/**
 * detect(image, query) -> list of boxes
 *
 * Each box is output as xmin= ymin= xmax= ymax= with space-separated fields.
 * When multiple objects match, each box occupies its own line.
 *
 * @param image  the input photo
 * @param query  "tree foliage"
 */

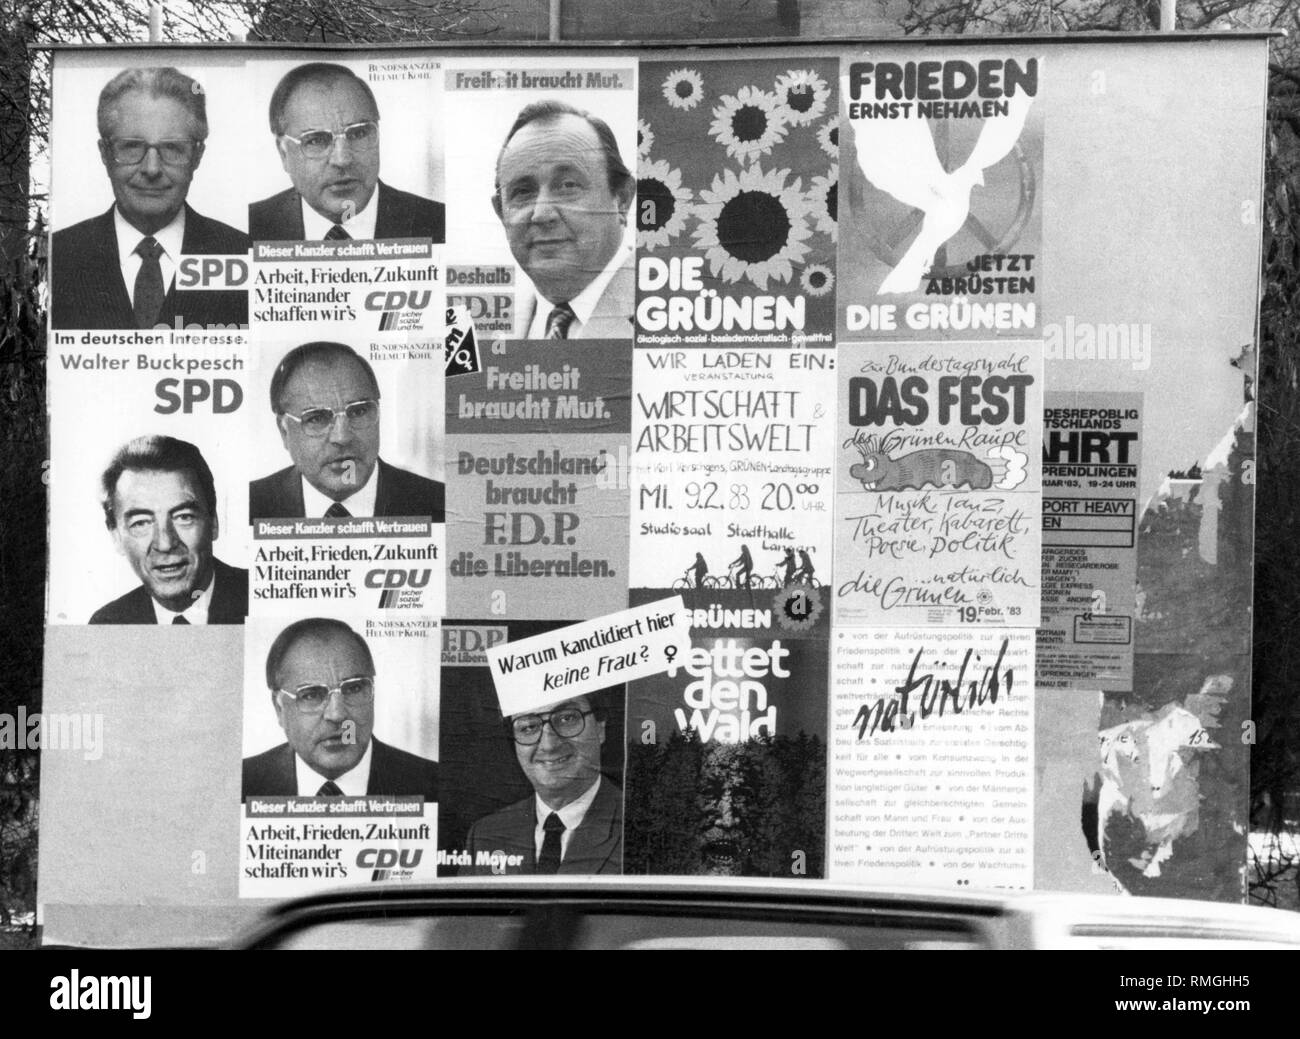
xmin=889 ymin=0 xmax=1299 ymax=35
xmin=626 ymin=732 xmax=826 ymax=878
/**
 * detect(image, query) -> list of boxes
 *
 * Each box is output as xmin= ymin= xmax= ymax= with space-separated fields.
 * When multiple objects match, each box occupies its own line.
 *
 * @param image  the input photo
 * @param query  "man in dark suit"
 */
xmin=242 ymin=617 xmax=439 ymax=799
xmin=465 ymin=693 xmax=623 ymax=875
xmin=50 ymin=66 xmax=248 ymax=331
xmin=493 ymin=100 xmax=634 ymax=339
xmin=249 ymin=341 xmax=444 ymax=522
xmin=249 ymin=62 xmax=444 ymax=242
xmin=91 ymin=434 xmax=247 ymax=625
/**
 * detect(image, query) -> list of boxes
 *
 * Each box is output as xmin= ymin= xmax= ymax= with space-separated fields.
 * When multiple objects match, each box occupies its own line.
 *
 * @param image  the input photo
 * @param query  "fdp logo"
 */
xmin=366 ymin=568 xmax=433 ymax=608
xmin=365 ymin=289 xmax=434 ymax=331
xmin=357 ymin=847 xmax=422 ymax=882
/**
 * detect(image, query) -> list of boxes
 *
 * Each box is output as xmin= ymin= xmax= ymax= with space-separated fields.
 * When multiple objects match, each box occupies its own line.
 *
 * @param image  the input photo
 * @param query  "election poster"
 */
xmin=34 ymin=38 xmax=1272 ymax=948
xmin=635 ymin=58 xmax=839 ymax=347
xmin=833 ymin=339 xmax=1043 ymax=627
xmin=244 ymin=54 xmax=446 ymax=244
xmin=438 ymin=620 xmax=628 ymax=876
xmin=244 ymin=55 xmax=446 ymax=336
xmin=629 ymin=345 xmax=835 ymax=600
xmin=249 ymin=239 xmax=444 ymax=336
xmin=839 ymin=52 xmax=1043 ymax=341
xmin=828 ymin=627 xmax=1034 ymax=890
xmin=1037 ymin=392 xmax=1142 ymax=692
xmin=624 ymin=589 xmax=829 ymax=878
xmin=239 ymin=611 xmax=441 ymax=898
xmin=445 ymin=339 xmax=631 ymax=619
xmin=247 ymin=334 xmax=445 ymax=617
xmin=47 ymin=337 xmax=251 ymax=626
xmin=441 ymin=57 xmax=637 ymax=342
xmin=48 ymin=52 xmax=252 ymax=336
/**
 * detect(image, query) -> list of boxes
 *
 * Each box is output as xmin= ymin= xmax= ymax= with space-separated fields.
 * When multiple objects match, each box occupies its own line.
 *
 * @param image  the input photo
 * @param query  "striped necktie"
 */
xmin=545 ymin=303 xmax=576 ymax=339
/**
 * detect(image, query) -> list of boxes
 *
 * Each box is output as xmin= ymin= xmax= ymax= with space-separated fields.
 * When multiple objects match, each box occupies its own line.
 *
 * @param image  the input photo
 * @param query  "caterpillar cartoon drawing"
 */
xmin=846 ymin=434 xmax=1028 ymax=492
xmin=848 ymin=434 xmax=996 ymax=491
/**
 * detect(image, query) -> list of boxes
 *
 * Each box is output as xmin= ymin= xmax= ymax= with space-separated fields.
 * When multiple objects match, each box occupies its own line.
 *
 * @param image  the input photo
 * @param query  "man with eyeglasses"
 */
xmin=90 ymin=434 xmax=247 ymax=624
xmin=464 ymin=692 xmax=623 ymax=875
xmin=249 ymin=62 xmax=445 ymax=242
xmin=50 ymin=66 xmax=249 ymax=331
xmin=249 ymin=341 xmax=444 ymax=521
xmin=242 ymin=617 xmax=440 ymax=798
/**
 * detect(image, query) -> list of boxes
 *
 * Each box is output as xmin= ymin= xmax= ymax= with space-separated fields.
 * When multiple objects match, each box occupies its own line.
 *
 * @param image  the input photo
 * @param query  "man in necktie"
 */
xmin=89 ymin=435 xmax=248 ymax=624
xmin=241 ymin=617 xmax=440 ymax=799
xmin=50 ymin=66 xmax=249 ymax=330
xmin=249 ymin=62 xmax=445 ymax=243
xmin=492 ymin=100 xmax=636 ymax=340
xmin=464 ymin=692 xmax=624 ymax=875
xmin=248 ymin=341 xmax=444 ymax=522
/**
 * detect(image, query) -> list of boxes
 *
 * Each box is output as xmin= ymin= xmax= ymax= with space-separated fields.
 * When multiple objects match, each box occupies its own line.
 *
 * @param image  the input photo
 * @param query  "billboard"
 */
xmin=37 ymin=35 xmax=1265 ymax=943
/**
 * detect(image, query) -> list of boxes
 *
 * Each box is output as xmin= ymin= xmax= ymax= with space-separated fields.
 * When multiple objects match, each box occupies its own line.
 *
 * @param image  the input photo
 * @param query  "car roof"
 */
xmin=236 ymin=876 xmax=1300 ymax=949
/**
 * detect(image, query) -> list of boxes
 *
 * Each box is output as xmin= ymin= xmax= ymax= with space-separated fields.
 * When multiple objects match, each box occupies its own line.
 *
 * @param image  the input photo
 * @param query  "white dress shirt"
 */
xmin=301 ymin=191 xmax=379 ymax=241
xmin=296 ymin=738 xmax=374 ymax=796
xmin=525 ymin=244 xmax=630 ymax=339
xmin=300 ymin=463 xmax=379 ymax=518
xmin=151 ymin=567 xmax=215 ymax=625
xmin=115 ymin=206 xmax=185 ymax=308
xmin=532 ymin=776 xmax=602 ymax=862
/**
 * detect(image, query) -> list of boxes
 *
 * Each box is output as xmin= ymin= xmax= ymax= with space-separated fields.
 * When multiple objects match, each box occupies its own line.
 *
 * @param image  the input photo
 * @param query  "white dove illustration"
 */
xmin=855 ymin=93 xmax=1033 ymax=294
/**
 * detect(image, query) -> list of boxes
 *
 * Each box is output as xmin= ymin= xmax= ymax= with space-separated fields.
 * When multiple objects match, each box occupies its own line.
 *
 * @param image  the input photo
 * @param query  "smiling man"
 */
xmin=249 ymin=341 xmax=444 ymax=521
xmin=91 ymin=435 xmax=247 ymax=625
xmin=250 ymin=62 xmax=444 ymax=242
xmin=242 ymin=617 xmax=439 ymax=798
xmin=493 ymin=100 xmax=635 ymax=340
xmin=465 ymin=692 xmax=623 ymax=875
xmin=51 ymin=67 xmax=249 ymax=331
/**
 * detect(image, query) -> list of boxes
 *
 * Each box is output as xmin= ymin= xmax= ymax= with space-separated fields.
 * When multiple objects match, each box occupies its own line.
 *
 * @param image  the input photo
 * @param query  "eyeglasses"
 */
xmin=104 ymin=138 xmax=202 ymax=166
xmin=278 ymin=677 xmax=374 ymax=714
xmin=510 ymin=707 xmax=594 ymax=745
xmin=280 ymin=121 xmax=379 ymax=160
xmin=280 ymin=399 xmax=379 ymax=438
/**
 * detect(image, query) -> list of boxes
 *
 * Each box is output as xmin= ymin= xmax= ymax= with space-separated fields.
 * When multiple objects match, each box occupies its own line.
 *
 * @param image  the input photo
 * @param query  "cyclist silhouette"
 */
xmin=779 ymin=548 xmax=798 ymax=586
xmin=795 ymin=549 xmax=816 ymax=586
xmin=688 ymin=552 xmax=709 ymax=590
xmin=730 ymin=544 xmax=753 ymax=589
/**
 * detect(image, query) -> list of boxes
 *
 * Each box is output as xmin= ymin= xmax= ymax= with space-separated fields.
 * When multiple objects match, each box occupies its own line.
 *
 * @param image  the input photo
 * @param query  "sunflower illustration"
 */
xmin=637 ymin=158 xmax=693 ymax=251
xmin=809 ymin=171 xmax=838 ymax=241
xmin=817 ymin=116 xmax=839 ymax=158
xmin=637 ymin=118 xmax=655 ymax=159
xmin=774 ymin=69 xmax=830 ymax=126
xmin=692 ymin=164 xmax=812 ymax=290
xmin=708 ymin=86 xmax=788 ymax=164
xmin=800 ymin=264 xmax=835 ymax=297
xmin=662 ymin=68 xmax=704 ymax=111
xmin=773 ymin=584 xmax=824 ymax=632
